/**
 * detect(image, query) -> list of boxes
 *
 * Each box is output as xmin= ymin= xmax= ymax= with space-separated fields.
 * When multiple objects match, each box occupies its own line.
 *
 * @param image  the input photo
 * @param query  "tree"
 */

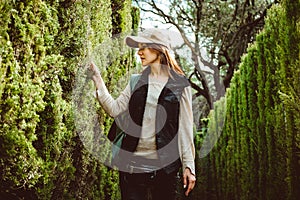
xmin=134 ymin=0 xmax=277 ymax=109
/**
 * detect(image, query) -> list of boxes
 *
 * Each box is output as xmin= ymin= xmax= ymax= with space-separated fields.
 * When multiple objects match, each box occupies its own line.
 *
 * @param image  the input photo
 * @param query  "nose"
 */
xmin=138 ymin=49 xmax=143 ymax=56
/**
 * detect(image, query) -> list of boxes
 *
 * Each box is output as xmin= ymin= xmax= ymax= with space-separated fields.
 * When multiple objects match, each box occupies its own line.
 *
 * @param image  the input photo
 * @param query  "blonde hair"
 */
xmin=147 ymin=44 xmax=185 ymax=76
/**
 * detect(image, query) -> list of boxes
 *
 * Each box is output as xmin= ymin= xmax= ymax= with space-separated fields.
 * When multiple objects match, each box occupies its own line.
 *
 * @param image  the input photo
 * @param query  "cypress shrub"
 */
xmin=0 ymin=0 xmax=138 ymax=199
xmin=201 ymin=0 xmax=300 ymax=199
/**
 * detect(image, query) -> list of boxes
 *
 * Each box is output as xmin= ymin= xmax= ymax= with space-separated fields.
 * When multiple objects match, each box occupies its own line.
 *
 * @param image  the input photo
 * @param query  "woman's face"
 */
xmin=137 ymin=44 xmax=160 ymax=66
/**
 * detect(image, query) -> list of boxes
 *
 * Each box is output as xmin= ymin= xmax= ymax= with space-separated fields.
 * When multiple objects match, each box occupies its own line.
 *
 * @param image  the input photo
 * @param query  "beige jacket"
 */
xmin=96 ymin=76 xmax=195 ymax=175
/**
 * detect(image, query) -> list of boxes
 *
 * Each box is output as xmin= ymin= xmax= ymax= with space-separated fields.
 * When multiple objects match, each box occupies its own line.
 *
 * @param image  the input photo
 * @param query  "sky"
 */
xmin=133 ymin=1 xmax=184 ymax=48
xmin=131 ymin=1 xmax=212 ymax=74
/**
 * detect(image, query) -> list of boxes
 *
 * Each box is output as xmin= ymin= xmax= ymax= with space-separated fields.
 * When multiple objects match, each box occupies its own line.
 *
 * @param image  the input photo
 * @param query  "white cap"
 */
xmin=125 ymin=28 xmax=171 ymax=49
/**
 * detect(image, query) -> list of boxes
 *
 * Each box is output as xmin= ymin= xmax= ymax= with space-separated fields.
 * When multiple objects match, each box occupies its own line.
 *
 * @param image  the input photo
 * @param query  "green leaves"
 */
xmin=1 ymin=0 xmax=138 ymax=198
xmin=203 ymin=1 xmax=300 ymax=199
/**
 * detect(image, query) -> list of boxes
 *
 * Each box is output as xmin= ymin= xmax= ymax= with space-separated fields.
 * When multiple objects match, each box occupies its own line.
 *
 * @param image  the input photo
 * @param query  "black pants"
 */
xmin=119 ymin=170 xmax=178 ymax=200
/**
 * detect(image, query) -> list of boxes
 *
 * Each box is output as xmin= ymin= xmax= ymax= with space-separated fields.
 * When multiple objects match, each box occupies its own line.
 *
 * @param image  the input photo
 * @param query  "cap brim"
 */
xmin=125 ymin=36 xmax=153 ymax=48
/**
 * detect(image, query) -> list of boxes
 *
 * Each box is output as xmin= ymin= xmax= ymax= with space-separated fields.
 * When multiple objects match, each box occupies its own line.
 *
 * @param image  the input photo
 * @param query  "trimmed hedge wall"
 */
xmin=0 ymin=0 xmax=138 ymax=199
xmin=200 ymin=0 xmax=300 ymax=199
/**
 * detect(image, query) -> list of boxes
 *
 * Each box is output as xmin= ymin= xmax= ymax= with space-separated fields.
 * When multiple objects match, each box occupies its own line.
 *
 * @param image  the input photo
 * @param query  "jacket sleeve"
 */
xmin=96 ymin=82 xmax=131 ymax=118
xmin=178 ymin=86 xmax=196 ymax=175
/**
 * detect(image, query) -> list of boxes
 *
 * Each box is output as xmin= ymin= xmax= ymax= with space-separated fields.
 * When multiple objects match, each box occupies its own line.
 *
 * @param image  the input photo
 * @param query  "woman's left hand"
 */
xmin=183 ymin=167 xmax=196 ymax=196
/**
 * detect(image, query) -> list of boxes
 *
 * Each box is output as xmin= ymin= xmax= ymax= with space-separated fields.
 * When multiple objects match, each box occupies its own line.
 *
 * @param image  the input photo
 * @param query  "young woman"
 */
xmin=89 ymin=29 xmax=196 ymax=200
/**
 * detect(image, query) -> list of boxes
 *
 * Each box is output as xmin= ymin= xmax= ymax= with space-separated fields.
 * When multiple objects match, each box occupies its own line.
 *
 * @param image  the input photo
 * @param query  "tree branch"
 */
xmin=188 ymin=71 xmax=212 ymax=108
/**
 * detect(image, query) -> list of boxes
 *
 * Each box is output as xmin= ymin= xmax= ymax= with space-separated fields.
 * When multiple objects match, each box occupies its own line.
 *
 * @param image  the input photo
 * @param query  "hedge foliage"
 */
xmin=0 ymin=0 xmax=138 ymax=199
xmin=199 ymin=0 xmax=300 ymax=199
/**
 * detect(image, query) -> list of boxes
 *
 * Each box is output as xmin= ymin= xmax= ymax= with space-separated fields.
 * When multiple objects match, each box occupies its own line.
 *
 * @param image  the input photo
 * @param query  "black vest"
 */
xmin=112 ymin=67 xmax=189 ymax=174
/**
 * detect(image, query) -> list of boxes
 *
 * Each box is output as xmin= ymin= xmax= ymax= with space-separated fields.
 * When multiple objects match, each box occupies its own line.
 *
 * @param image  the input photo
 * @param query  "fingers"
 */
xmin=86 ymin=62 xmax=103 ymax=90
xmin=183 ymin=172 xmax=187 ymax=189
xmin=87 ymin=62 xmax=100 ymax=78
xmin=89 ymin=62 xmax=97 ymax=73
xmin=183 ymin=168 xmax=196 ymax=196
xmin=185 ymin=175 xmax=196 ymax=196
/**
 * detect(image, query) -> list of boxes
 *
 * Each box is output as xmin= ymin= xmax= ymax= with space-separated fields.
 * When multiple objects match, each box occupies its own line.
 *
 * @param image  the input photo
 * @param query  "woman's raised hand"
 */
xmin=88 ymin=62 xmax=104 ymax=90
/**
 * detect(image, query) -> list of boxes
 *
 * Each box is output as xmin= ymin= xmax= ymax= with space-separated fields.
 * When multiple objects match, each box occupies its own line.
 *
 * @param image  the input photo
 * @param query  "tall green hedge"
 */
xmin=0 ymin=0 xmax=138 ymax=199
xmin=200 ymin=0 xmax=300 ymax=199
